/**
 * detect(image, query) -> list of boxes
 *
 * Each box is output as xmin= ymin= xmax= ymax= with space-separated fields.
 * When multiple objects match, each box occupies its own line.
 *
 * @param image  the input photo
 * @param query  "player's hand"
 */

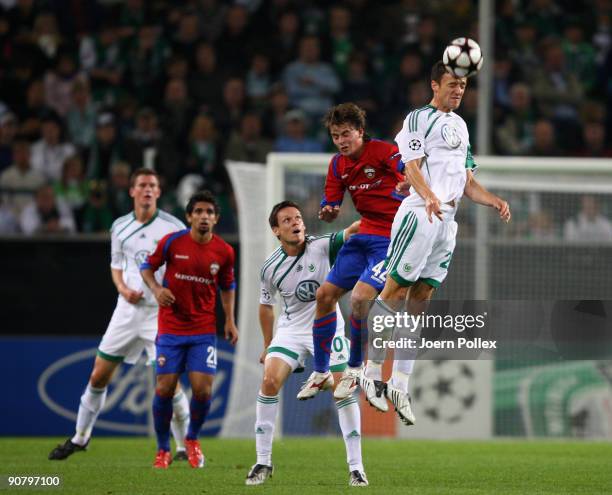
xmin=395 ymin=180 xmax=412 ymax=195
xmin=154 ymin=287 xmax=175 ymax=307
xmin=494 ymin=199 xmax=511 ymax=223
xmin=425 ymin=196 xmax=443 ymax=223
xmin=318 ymin=205 xmax=340 ymax=222
xmin=225 ymin=321 xmax=239 ymax=345
xmin=120 ymin=286 xmax=143 ymax=304
xmin=259 ymin=348 xmax=268 ymax=364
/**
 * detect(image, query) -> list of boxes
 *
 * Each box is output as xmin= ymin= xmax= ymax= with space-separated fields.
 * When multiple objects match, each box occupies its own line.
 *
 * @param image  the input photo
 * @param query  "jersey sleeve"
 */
xmin=379 ymin=141 xmax=405 ymax=174
xmin=110 ymin=228 xmax=124 ymax=270
xmin=395 ymin=110 xmax=427 ymax=164
xmin=320 ymin=154 xmax=345 ymax=208
xmin=259 ymin=263 xmax=278 ymax=306
xmin=328 ymin=230 xmax=345 ymax=266
xmin=218 ymin=244 xmax=236 ymax=291
xmin=141 ymin=232 xmax=171 ymax=272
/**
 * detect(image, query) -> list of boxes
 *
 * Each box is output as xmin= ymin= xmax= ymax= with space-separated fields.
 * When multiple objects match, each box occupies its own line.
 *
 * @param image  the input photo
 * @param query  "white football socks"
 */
xmin=170 ymin=389 xmax=190 ymax=451
xmin=336 ymin=395 xmax=364 ymax=473
xmin=72 ymin=384 xmax=107 ymax=446
xmin=255 ymin=392 xmax=279 ymax=466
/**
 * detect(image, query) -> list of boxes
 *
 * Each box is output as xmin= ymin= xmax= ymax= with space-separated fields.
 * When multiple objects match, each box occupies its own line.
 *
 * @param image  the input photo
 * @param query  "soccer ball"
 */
xmin=412 ymin=359 xmax=477 ymax=423
xmin=442 ymin=37 xmax=484 ymax=78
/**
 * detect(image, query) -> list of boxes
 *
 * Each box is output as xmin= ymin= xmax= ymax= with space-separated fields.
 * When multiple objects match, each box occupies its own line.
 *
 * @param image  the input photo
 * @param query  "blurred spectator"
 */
xmin=20 ymin=183 xmax=76 ymax=235
xmin=188 ymin=42 xmax=224 ymax=113
xmin=461 ymin=88 xmax=478 ymax=146
xmin=183 ymin=114 xmax=219 ymax=188
xmin=492 ymin=57 xmax=516 ymax=113
xmin=562 ymin=20 xmax=596 ymax=93
xmin=0 ymin=139 xmax=45 ymax=215
xmin=53 ymin=154 xmax=88 ymax=224
xmin=341 ymin=52 xmax=378 ymax=117
xmin=80 ymin=181 xmax=113 ymax=233
xmin=215 ymin=5 xmax=253 ymax=74
xmin=0 ymin=195 xmax=18 ymax=234
xmin=496 ymin=83 xmax=538 ymax=155
xmin=198 ymin=0 xmax=228 ymax=43
xmin=107 ymin=161 xmax=132 ymax=218
xmin=274 ymin=109 xmax=324 ymax=153
xmin=404 ymin=16 xmax=444 ymax=70
xmin=527 ymin=210 xmax=557 ymax=240
xmin=527 ymin=119 xmax=559 ymax=156
xmin=509 ymin=22 xmax=541 ymax=82
xmin=527 ymin=0 xmax=562 ymax=40
xmin=172 ymin=9 xmax=202 ymax=66
xmin=119 ymin=0 xmax=149 ymax=38
xmin=246 ymin=53 xmax=272 ymax=109
xmin=124 ymin=106 xmax=162 ymax=168
xmin=16 ymin=78 xmax=50 ymax=140
xmin=564 ymin=195 xmax=612 ymax=242
xmin=267 ymin=10 xmax=301 ymax=75
xmin=79 ymin=23 xmax=125 ymax=105
xmin=87 ymin=112 xmax=122 ymax=181
xmin=384 ymin=51 xmax=424 ymax=119
xmin=262 ymin=83 xmax=290 ymax=139
xmin=160 ymin=78 xmax=193 ymax=147
xmin=66 ymin=79 xmax=98 ymax=152
xmin=30 ymin=113 xmax=76 ymax=181
xmin=0 ymin=111 xmax=17 ymax=172
xmin=323 ymin=5 xmax=354 ymax=79
xmin=213 ymin=77 xmax=247 ymax=139
xmin=283 ymin=35 xmax=340 ymax=123
xmin=577 ymin=121 xmax=612 ymax=157
xmin=225 ymin=113 xmax=272 ymax=163
xmin=31 ymin=11 xmax=63 ymax=63
xmin=44 ymin=51 xmax=84 ymax=117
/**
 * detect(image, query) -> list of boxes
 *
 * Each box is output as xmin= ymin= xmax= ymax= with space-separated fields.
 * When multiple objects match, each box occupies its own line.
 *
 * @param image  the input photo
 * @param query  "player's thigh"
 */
xmin=98 ymin=302 xmax=141 ymax=362
xmin=185 ymin=334 xmax=218 ymax=376
xmin=123 ymin=305 xmax=158 ymax=365
xmin=156 ymin=334 xmax=188 ymax=376
xmin=358 ymin=235 xmax=391 ymax=292
xmin=266 ymin=332 xmax=309 ymax=374
xmin=418 ymin=220 xmax=458 ymax=289
xmin=326 ymin=235 xmax=368 ymax=291
xmin=89 ymin=355 xmax=121 ymax=388
xmin=261 ymin=357 xmax=293 ymax=395
xmin=386 ymin=207 xmax=439 ymax=287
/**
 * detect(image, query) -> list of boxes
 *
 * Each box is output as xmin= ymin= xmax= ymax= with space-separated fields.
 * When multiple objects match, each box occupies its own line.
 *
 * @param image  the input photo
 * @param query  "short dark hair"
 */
xmin=129 ymin=167 xmax=159 ymax=187
xmin=269 ymin=200 xmax=301 ymax=228
xmin=431 ymin=60 xmax=451 ymax=84
xmin=186 ymin=190 xmax=220 ymax=215
xmin=323 ymin=103 xmax=366 ymax=132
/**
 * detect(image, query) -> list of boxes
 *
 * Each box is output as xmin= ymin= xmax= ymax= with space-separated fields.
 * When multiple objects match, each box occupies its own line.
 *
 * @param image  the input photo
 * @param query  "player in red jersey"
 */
xmin=140 ymin=190 xmax=238 ymax=469
xmin=297 ymin=102 xmax=407 ymax=400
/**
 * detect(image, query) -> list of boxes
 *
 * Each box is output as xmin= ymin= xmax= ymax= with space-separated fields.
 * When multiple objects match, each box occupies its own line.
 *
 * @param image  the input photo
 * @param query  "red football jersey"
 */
xmin=320 ymin=139 xmax=406 ymax=237
xmin=143 ymin=229 xmax=235 ymax=335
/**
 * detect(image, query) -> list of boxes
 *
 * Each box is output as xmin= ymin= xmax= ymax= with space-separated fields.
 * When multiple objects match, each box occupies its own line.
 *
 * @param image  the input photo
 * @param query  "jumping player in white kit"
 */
xmin=245 ymin=201 xmax=368 ymax=487
xmin=49 ymin=168 xmax=191 ymax=461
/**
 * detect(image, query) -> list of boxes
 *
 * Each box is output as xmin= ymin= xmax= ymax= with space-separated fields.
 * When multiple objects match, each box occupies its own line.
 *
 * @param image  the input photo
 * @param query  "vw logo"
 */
xmin=295 ymin=280 xmax=320 ymax=302
xmin=441 ymin=124 xmax=461 ymax=148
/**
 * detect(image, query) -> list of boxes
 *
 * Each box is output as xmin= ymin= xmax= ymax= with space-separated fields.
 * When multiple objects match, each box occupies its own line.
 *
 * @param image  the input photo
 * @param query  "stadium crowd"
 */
xmin=0 ymin=0 xmax=610 ymax=235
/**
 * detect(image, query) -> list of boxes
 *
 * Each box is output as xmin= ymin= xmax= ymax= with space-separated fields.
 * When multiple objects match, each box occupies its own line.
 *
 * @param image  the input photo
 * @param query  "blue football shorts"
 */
xmin=155 ymin=333 xmax=217 ymax=375
xmin=326 ymin=233 xmax=390 ymax=292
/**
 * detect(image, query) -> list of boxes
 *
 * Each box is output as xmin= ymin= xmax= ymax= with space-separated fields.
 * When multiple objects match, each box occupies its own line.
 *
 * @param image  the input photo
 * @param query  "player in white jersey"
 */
xmin=245 ymin=201 xmax=368 ymax=487
xmin=49 ymin=169 xmax=191 ymax=461
xmin=361 ymin=62 xmax=512 ymax=422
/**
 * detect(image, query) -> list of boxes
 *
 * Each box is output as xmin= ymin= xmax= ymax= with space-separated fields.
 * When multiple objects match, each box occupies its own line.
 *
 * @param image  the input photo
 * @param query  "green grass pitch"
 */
xmin=2 ymin=437 xmax=611 ymax=494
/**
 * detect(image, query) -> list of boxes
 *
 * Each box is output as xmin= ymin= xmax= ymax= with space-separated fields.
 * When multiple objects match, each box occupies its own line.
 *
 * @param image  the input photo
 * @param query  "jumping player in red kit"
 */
xmin=140 ymin=190 xmax=238 ymax=469
xmin=297 ymin=102 xmax=407 ymax=401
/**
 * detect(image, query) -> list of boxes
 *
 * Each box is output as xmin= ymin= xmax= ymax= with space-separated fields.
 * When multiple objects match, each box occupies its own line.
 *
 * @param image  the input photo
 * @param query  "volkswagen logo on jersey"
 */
xmin=135 ymin=250 xmax=150 ymax=266
xmin=441 ymin=124 xmax=461 ymax=148
xmin=295 ymin=280 xmax=320 ymax=302
xmin=210 ymin=262 xmax=220 ymax=275
xmin=364 ymin=166 xmax=376 ymax=179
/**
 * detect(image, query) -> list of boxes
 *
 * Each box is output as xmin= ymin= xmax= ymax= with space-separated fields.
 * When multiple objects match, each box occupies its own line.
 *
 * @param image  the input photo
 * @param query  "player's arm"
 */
xmin=109 ymin=227 xmax=142 ymax=304
xmin=139 ymin=234 xmax=176 ymax=306
xmin=259 ymin=303 xmax=275 ymax=364
xmin=319 ymin=155 xmax=345 ymax=223
xmin=401 ymin=158 xmax=443 ymax=222
xmin=464 ymin=170 xmax=511 ymax=222
xmin=220 ymin=288 xmax=238 ymax=345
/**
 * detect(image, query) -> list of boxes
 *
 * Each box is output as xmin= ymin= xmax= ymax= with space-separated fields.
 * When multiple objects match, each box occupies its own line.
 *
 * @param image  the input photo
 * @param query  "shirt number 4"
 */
xmin=370 ymin=260 xmax=388 ymax=284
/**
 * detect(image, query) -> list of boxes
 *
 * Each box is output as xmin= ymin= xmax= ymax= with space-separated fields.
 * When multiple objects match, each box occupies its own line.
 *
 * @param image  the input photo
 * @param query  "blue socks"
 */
xmin=313 ymin=312 xmax=336 ymax=372
xmin=186 ymin=394 xmax=211 ymax=441
xmin=348 ymin=316 xmax=364 ymax=368
xmin=153 ymin=391 xmax=173 ymax=452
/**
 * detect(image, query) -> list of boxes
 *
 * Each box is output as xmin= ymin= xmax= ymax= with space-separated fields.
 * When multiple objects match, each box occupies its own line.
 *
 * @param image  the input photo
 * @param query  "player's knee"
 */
xmin=410 ymin=282 xmax=435 ymax=302
xmin=261 ymin=374 xmax=281 ymax=395
xmin=192 ymin=384 xmax=212 ymax=399
xmin=89 ymin=367 xmax=113 ymax=388
xmin=315 ymin=285 xmax=336 ymax=311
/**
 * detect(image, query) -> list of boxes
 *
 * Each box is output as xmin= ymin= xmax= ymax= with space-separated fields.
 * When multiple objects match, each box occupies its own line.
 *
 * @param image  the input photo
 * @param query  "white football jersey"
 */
xmin=260 ymin=232 xmax=345 ymax=336
xmin=395 ymin=104 xmax=477 ymax=208
xmin=110 ymin=209 xmax=185 ymax=306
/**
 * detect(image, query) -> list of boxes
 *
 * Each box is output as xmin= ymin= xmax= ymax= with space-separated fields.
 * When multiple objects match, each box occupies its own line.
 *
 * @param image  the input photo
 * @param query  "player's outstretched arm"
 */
xmin=400 ymin=158 xmax=442 ymax=222
xmin=140 ymin=268 xmax=176 ymax=306
xmin=259 ymin=304 xmax=275 ymax=364
xmin=221 ymin=289 xmax=238 ymax=345
xmin=464 ymin=170 xmax=511 ymax=222
xmin=111 ymin=268 xmax=143 ymax=304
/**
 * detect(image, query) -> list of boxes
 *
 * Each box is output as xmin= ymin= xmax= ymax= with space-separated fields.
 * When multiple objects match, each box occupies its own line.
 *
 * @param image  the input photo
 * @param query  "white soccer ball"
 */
xmin=442 ymin=37 xmax=484 ymax=78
